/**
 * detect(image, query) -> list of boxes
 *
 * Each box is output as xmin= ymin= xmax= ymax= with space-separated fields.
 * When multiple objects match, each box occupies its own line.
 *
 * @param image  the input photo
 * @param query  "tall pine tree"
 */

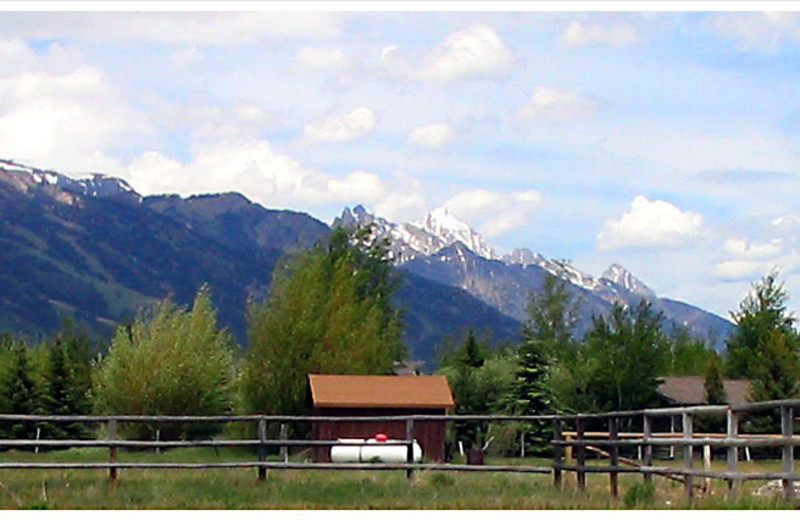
xmin=510 ymin=333 xmax=558 ymax=454
xmin=1 ymin=343 xmax=43 ymax=439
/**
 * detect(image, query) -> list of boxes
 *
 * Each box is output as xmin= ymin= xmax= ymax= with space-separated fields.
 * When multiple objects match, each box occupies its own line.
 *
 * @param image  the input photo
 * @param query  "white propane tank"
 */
xmin=330 ymin=437 xmax=422 ymax=463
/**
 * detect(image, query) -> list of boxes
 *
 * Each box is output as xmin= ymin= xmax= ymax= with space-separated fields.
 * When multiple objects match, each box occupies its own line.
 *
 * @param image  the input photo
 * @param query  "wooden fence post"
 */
xmin=406 ymin=418 xmax=415 ymax=481
xmin=609 ymin=417 xmax=619 ymax=499
xmin=553 ymin=419 xmax=563 ymax=490
xmin=108 ymin=418 xmax=118 ymax=486
xmin=683 ymin=412 xmax=693 ymax=503
xmin=576 ymin=417 xmax=586 ymax=492
xmin=258 ymin=418 xmax=267 ymax=482
xmin=726 ymin=408 xmax=739 ymax=497
xmin=279 ymin=423 xmax=288 ymax=463
xmin=643 ymin=413 xmax=653 ymax=485
xmin=781 ymin=405 xmax=795 ymax=501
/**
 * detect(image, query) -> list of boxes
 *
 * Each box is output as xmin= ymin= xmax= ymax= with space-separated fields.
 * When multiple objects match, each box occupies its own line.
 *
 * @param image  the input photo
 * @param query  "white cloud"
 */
xmin=304 ymin=107 xmax=377 ymax=143
xmin=561 ymin=20 xmax=638 ymax=46
xmin=384 ymin=24 xmax=511 ymax=83
xmin=519 ymin=86 xmax=599 ymax=122
xmin=0 ymin=63 xmax=142 ymax=173
xmin=723 ymin=238 xmax=784 ymax=260
xmin=712 ymin=12 xmax=800 ymax=52
xmin=0 ymin=12 xmax=342 ymax=45
xmin=407 ymin=123 xmax=456 ymax=148
xmin=444 ymin=188 xmax=544 ymax=237
xmin=711 ymin=260 xmax=776 ymax=281
xmin=169 ymin=46 xmax=205 ymax=67
xmin=123 ymin=141 xmax=388 ymax=210
xmin=773 ymin=214 xmax=800 ymax=235
xmin=295 ymin=46 xmax=349 ymax=70
xmin=597 ymin=196 xmax=705 ymax=251
xmin=162 ymin=103 xmax=274 ymax=142
xmin=374 ymin=173 xmax=428 ymax=222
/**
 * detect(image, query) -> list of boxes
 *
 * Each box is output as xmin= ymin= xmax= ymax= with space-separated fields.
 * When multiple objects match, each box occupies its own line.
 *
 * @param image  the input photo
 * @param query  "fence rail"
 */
xmin=1 ymin=399 xmax=799 ymax=501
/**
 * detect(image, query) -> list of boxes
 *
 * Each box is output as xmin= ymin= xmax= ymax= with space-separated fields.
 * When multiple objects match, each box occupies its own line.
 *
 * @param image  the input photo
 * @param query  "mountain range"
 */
xmin=0 ymin=158 xmax=734 ymax=368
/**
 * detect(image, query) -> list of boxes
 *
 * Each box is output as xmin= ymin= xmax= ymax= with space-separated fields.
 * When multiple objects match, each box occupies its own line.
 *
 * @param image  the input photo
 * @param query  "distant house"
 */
xmin=308 ymin=374 xmax=455 ymax=462
xmin=657 ymin=375 xmax=751 ymax=406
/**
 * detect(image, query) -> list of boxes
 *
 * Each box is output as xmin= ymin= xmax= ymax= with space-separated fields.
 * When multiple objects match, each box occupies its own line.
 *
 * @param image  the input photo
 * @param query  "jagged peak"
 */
xmin=601 ymin=263 xmax=655 ymax=298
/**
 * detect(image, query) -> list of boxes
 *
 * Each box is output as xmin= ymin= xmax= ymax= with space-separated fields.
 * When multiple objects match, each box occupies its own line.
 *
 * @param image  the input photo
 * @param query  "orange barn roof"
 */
xmin=308 ymin=374 xmax=455 ymax=409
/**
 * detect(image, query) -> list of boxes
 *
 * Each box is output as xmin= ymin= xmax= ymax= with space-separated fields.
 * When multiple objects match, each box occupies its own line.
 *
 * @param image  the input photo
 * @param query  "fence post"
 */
xmin=280 ymin=423 xmax=288 ymax=463
xmin=643 ymin=413 xmax=653 ymax=485
xmin=609 ymin=416 xmax=619 ymax=499
xmin=108 ymin=418 xmax=118 ymax=486
xmin=553 ymin=418 xmax=563 ymax=490
xmin=683 ymin=412 xmax=693 ymax=503
xmin=781 ymin=405 xmax=795 ymax=501
xmin=258 ymin=418 xmax=267 ymax=482
xmin=405 ymin=418 xmax=415 ymax=481
xmin=576 ymin=417 xmax=586 ymax=492
xmin=726 ymin=408 xmax=739 ymax=497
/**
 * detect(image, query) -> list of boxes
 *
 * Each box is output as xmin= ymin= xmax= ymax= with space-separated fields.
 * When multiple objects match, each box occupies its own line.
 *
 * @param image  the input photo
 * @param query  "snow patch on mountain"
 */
xmin=0 ymin=159 xmax=141 ymax=203
xmin=600 ymin=263 xmax=656 ymax=298
xmin=334 ymin=206 xmax=659 ymax=307
xmin=413 ymin=207 xmax=499 ymax=260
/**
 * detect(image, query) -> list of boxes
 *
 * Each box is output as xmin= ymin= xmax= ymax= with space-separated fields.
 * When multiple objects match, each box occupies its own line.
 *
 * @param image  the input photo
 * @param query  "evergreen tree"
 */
xmin=703 ymin=352 xmax=726 ymax=405
xmin=438 ymin=330 xmax=512 ymax=450
xmin=726 ymin=270 xmax=800 ymax=380
xmin=510 ymin=333 xmax=558 ymax=454
xmin=1 ymin=343 xmax=43 ymax=439
xmin=724 ymin=271 xmax=800 ymax=432
xmin=39 ymin=320 xmax=95 ymax=439
xmin=243 ymin=225 xmax=405 ymax=416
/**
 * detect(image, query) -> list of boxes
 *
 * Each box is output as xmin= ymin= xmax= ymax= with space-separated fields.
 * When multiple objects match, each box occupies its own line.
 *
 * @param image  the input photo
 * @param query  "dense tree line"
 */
xmin=438 ymin=270 xmax=800 ymax=453
xmin=1 ymin=225 xmax=799 ymax=450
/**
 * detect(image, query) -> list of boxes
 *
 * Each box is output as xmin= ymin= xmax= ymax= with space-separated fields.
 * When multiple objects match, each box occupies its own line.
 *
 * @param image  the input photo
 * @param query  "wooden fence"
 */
xmin=1 ymin=399 xmax=799 ymax=502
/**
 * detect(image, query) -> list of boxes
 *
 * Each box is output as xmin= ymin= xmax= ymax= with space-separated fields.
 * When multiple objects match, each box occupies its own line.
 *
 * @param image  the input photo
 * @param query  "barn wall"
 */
xmin=311 ymin=407 xmax=447 ymax=462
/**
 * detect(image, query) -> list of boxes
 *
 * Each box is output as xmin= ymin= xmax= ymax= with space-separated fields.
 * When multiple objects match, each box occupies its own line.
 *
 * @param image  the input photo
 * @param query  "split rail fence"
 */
xmin=0 ymin=399 xmax=799 ymax=501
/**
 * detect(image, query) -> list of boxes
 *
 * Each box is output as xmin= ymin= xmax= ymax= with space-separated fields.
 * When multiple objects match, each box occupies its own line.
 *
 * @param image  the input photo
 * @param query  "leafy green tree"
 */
xmin=579 ymin=300 xmax=669 ymax=413
xmin=665 ymin=326 xmax=715 ymax=376
xmin=438 ymin=330 xmax=513 ymax=450
xmin=726 ymin=271 xmax=800 ymax=380
xmin=723 ymin=271 xmax=800 ymax=433
xmin=242 ymin=225 xmax=405 ymax=416
xmin=523 ymin=274 xmax=581 ymax=362
xmin=93 ymin=286 xmax=236 ymax=440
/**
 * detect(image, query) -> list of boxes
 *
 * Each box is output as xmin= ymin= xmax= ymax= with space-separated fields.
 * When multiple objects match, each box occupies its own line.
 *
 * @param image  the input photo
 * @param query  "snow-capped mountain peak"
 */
xmin=0 ymin=159 xmax=141 ymax=203
xmin=335 ymin=205 xmax=499 ymax=262
xmin=601 ymin=263 xmax=656 ymax=298
xmin=413 ymin=207 xmax=498 ymax=260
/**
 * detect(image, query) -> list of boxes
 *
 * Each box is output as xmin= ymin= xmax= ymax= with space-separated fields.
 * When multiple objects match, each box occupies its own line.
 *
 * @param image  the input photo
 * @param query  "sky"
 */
xmin=1 ymin=5 xmax=800 ymax=319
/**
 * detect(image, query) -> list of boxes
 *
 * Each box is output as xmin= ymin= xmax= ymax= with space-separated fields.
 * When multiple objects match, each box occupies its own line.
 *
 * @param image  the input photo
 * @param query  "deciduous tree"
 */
xmin=242 ymin=225 xmax=405 ymax=416
xmin=93 ymin=286 xmax=235 ymax=440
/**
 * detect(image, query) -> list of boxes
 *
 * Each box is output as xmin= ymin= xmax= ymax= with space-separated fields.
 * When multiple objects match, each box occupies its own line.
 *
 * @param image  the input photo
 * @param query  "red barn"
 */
xmin=308 ymin=374 xmax=455 ymax=462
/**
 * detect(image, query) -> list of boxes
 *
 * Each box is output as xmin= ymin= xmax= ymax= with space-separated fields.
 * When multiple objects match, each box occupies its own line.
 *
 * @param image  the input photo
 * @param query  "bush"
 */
xmin=624 ymin=482 xmax=655 ymax=508
xmin=93 ymin=286 xmax=235 ymax=440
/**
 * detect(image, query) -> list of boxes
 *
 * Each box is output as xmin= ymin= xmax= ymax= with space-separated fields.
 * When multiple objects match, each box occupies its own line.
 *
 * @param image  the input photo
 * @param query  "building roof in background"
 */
xmin=308 ymin=374 xmax=455 ymax=409
xmin=658 ymin=376 xmax=751 ymax=406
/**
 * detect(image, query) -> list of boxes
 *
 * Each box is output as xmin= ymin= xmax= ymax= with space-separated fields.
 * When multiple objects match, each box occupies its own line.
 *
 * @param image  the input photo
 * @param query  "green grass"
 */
xmin=0 ymin=449 xmax=794 ymax=509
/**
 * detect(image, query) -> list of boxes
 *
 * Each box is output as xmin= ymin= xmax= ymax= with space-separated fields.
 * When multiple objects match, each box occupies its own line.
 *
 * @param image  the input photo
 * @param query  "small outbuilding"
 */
xmin=308 ymin=374 xmax=455 ymax=462
xmin=657 ymin=376 xmax=751 ymax=406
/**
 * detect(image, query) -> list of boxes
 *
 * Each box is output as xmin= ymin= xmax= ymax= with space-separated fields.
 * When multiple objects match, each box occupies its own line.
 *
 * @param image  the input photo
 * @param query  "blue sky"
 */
xmin=2 ymin=6 xmax=800 ymax=318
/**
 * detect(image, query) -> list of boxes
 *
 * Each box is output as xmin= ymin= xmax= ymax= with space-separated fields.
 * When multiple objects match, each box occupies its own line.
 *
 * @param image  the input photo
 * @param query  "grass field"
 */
xmin=0 ymin=448 xmax=794 ymax=509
